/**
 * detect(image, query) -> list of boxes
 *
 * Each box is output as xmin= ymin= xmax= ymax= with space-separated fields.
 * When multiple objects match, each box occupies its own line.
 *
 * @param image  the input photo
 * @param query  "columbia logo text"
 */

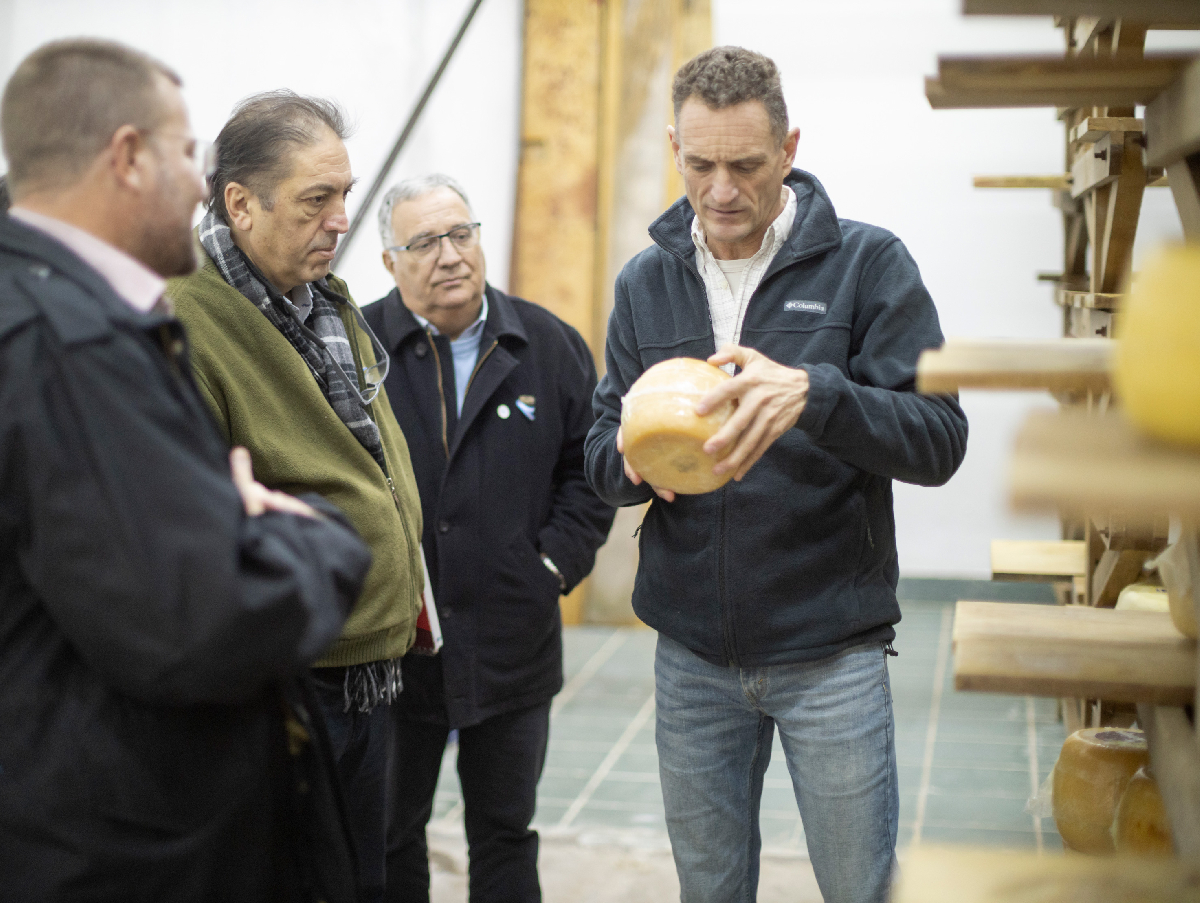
xmin=784 ymin=300 xmax=827 ymax=314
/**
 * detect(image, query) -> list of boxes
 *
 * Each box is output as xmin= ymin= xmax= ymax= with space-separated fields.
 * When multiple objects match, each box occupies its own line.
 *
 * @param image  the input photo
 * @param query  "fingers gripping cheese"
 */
xmin=1052 ymin=728 xmax=1149 ymax=854
xmin=621 ymin=358 xmax=736 ymax=495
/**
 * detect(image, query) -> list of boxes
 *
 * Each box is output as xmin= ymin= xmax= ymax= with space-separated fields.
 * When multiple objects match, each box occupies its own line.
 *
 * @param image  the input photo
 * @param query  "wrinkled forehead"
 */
xmin=674 ymin=97 xmax=778 ymax=154
xmin=277 ymin=127 xmax=353 ymax=192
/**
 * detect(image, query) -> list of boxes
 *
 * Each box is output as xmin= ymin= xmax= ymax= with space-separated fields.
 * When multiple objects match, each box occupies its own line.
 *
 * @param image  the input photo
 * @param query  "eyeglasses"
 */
xmin=387 ymin=223 xmax=481 ymax=258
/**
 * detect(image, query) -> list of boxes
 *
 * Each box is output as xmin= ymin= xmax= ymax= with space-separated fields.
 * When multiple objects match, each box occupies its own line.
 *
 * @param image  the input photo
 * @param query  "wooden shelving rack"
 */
xmin=898 ymin=2 xmax=1200 ymax=897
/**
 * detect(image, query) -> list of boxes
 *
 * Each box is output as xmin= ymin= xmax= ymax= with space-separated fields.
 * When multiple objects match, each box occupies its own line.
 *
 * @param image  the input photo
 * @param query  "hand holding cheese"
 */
xmin=698 ymin=344 xmax=810 ymax=483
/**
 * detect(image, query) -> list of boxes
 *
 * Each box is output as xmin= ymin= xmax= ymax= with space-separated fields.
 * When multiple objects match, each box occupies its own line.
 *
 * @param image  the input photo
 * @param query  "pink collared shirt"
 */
xmin=9 ymin=207 xmax=166 ymax=313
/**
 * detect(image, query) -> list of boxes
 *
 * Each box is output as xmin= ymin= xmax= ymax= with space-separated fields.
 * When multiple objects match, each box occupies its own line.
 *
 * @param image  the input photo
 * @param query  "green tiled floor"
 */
xmin=427 ymin=596 xmax=1066 ymax=855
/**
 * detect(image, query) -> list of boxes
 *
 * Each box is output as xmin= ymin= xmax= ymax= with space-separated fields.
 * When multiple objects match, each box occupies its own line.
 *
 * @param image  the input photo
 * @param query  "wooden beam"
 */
xmin=991 ymin=539 xmax=1088 ymax=581
xmin=1138 ymin=704 xmax=1200 ymax=861
xmin=1091 ymin=547 xmax=1156 ymax=607
xmin=926 ymin=53 xmax=1192 ymax=109
xmin=512 ymin=0 xmax=606 ymax=626
xmin=894 ymin=844 xmax=1200 ymax=903
xmin=1010 ymin=410 xmax=1200 ymax=520
xmin=974 ymin=174 xmax=1071 ymax=189
xmin=953 ymin=600 xmax=1195 ymax=704
xmin=1146 ymin=55 xmax=1200 ymax=167
xmin=963 ymin=0 xmax=1200 ymax=24
xmin=1071 ymin=115 xmax=1143 ymax=145
xmin=1056 ymin=288 xmax=1122 ymax=309
xmin=1071 ymin=132 xmax=1123 ymax=197
xmin=917 ymin=338 xmax=1112 ymax=393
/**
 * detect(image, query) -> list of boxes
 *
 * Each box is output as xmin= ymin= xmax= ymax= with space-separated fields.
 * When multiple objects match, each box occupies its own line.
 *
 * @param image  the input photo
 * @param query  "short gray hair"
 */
xmin=672 ymin=46 xmax=788 ymax=146
xmin=209 ymin=90 xmax=350 ymax=224
xmin=1 ymin=38 xmax=181 ymax=195
xmin=378 ymin=174 xmax=474 ymax=249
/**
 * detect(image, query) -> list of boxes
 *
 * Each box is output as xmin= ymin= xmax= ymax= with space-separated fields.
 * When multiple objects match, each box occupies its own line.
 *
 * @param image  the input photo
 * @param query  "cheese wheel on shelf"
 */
xmin=1112 ymin=765 xmax=1173 ymax=856
xmin=1113 ymin=244 xmax=1200 ymax=448
xmin=1114 ymin=582 xmax=1170 ymax=613
xmin=621 ymin=358 xmax=736 ymax=495
xmin=1052 ymin=727 xmax=1149 ymax=854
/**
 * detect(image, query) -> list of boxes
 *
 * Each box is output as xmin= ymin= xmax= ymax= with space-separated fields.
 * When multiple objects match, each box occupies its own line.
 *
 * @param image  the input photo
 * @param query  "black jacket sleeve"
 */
xmin=536 ymin=323 xmax=617 ymax=591
xmin=584 ymin=274 xmax=658 ymax=509
xmin=795 ymin=238 xmax=968 ymax=487
xmin=6 ymin=316 xmax=369 ymax=706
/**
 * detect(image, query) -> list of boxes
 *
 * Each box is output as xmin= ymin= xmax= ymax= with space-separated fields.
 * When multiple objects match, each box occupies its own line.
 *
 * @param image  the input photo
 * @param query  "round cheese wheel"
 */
xmin=1052 ymin=727 xmax=1148 ymax=854
xmin=1114 ymin=582 xmax=1170 ymax=613
xmin=621 ymin=358 xmax=736 ymax=495
xmin=1169 ymin=586 xmax=1199 ymax=639
xmin=1113 ymin=765 xmax=1173 ymax=856
xmin=1113 ymin=244 xmax=1200 ymax=448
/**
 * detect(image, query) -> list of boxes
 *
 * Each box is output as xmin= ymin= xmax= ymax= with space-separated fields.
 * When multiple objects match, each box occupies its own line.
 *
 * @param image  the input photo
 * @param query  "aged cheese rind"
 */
xmin=621 ymin=358 xmax=736 ymax=495
xmin=1052 ymin=727 xmax=1149 ymax=854
xmin=1113 ymin=765 xmax=1173 ymax=856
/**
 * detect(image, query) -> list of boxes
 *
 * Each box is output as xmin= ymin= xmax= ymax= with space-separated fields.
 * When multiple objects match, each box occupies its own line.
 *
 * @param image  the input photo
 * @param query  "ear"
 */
xmin=781 ymin=126 xmax=800 ymax=171
xmin=224 ymin=182 xmax=255 ymax=233
xmin=667 ymin=124 xmax=683 ymax=175
xmin=109 ymin=124 xmax=148 ymax=191
xmin=381 ymin=249 xmax=396 ymax=274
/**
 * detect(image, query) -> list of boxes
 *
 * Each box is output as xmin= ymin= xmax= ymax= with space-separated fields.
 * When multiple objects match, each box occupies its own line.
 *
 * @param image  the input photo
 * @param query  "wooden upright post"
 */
xmin=512 ymin=0 xmax=711 ymax=625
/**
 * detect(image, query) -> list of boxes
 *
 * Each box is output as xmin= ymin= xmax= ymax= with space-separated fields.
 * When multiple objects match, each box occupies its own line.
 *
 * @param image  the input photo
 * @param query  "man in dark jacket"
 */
xmin=364 ymin=174 xmax=615 ymax=903
xmin=0 ymin=39 xmax=370 ymax=901
xmin=585 ymin=47 xmax=968 ymax=903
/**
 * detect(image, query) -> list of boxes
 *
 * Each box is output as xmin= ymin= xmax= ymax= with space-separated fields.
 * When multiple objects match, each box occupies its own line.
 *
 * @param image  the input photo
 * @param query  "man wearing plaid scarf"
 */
xmin=169 ymin=91 xmax=425 ymax=903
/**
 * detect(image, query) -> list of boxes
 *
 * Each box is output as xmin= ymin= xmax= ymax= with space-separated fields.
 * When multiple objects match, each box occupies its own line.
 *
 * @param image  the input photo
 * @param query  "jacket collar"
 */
xmin=0 ymin=214 xmax=174 ymax=334
xmin=378 ymin=282 xmax=528 ymax=351
xmin=647 ymin=168 xmax=843 ymax=276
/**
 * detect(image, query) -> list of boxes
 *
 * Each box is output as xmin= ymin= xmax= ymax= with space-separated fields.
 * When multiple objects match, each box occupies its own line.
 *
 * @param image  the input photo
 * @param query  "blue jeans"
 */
xmin=655 ymin=634 xmax=898 ymax=903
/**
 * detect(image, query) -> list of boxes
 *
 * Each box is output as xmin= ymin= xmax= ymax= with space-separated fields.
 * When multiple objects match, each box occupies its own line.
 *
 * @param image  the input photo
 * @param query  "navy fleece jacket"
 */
xmin=584 ymin=169 xmax=968 ymax=667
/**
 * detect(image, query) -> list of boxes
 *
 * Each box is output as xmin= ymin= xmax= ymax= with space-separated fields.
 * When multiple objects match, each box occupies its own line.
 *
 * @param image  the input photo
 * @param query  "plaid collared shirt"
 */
xmin=691 ymin=185 xmax=797 ymax=373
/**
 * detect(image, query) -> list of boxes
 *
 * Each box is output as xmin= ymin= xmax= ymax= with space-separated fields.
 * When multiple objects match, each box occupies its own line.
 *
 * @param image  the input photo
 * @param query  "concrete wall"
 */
xmin=2 ymin=0 xmax=1195 ymax=578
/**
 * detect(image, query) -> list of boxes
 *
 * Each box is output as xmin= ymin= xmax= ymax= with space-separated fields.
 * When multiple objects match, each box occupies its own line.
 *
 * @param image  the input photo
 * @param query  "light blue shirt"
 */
xmin=412 ymin=295 xmax=489 ymax=416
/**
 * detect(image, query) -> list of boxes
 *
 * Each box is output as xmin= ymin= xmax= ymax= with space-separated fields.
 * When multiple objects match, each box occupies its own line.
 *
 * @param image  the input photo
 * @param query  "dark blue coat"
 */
xmin=0 ymin=214 xmax=368 ymax=901
xmin=585 ymin=169 xmax=968 ymax=667
xmin=364 ymin=285 xmax=615 ymax=728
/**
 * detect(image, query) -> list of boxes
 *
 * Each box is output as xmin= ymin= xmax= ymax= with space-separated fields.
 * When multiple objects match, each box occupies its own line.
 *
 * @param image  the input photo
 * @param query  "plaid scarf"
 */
xmin=198 ymin=209 xmax=386 ymax=472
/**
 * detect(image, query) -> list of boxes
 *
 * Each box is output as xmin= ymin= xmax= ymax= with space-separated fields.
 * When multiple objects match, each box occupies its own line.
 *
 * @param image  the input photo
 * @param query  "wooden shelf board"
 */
xmin=990 ymin=539 xmax=1088 ymax=581
xmin=973 ymin=174 xmax=1071 ymax=189
xmin=1055 ymin=288 xmax=1123 ymax=310
xmin=1011 ymin=410 xmax=1200 ymax=519
xmin=893 ymin=845 xmax=1200 ymax=903
xmin=917 ymin=339 xmax=1112 ymax=393
xmin=953 ymin=600 xmax=1195 ymax=704
xmin=1071 ymin=115 xmax=1144 ymax=144
xmin=962 ymin=0 xmax=1200 ymax=24
xmin=926 ymin=54 xmax=1193 ymax=109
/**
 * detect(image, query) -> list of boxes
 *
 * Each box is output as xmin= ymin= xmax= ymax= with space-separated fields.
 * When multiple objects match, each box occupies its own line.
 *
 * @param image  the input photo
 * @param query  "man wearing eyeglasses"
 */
xmin=363 ymin=174 xmax=615 ymax=903
xmin=168 ymin=91 xmax=426 ymax=903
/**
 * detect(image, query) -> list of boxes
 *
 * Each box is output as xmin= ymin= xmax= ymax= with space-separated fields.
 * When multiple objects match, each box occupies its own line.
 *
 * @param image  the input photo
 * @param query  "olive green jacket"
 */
xmin=168 ymin=255 xmax=423 ymax=667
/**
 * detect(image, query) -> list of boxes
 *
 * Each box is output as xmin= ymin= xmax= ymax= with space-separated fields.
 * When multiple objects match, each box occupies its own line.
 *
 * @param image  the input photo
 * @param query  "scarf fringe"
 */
xmin=341 ymin=659 xmax=404 ymax=714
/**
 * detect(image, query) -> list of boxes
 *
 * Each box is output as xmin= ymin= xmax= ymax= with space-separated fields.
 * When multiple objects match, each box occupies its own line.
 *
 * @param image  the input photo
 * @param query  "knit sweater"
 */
xmin=168 ymin=254 xmax=424 ymax=667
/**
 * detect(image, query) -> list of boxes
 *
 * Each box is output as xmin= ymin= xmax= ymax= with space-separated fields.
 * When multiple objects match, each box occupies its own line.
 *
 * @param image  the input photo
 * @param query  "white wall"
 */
xmin=0 ymin=0 xmax=522 ymax=303
xmin=2 ymin=0 xmax=1194 ymax=578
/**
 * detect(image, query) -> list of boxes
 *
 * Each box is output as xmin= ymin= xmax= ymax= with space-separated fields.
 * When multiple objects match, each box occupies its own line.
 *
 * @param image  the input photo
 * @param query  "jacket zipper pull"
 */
xmin=884 ymin=641 xmax=898 ymax=657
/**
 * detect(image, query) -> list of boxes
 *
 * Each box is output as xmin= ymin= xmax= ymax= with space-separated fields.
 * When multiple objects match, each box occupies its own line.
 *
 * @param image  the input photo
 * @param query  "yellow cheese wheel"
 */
xmin=1113 ymin=244 xmax=1200 ymax=448
xmin=1114 ymin=582 xmax=1170 ymax=613
xmin=1113 ymin=765 xmax=1173 ymax=856
xmin=621 ymin=358 xmax=735 ymax=495
xmin=1168 ymin=585 xmax=1199 ymax=639
xmin=1052 ymin=727 xmax=1149 ymax=854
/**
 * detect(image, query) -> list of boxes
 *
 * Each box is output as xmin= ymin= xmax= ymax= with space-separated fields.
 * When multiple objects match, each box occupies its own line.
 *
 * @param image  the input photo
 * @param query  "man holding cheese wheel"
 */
xmin=585 ymin=46 xmax=968 ymax=903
